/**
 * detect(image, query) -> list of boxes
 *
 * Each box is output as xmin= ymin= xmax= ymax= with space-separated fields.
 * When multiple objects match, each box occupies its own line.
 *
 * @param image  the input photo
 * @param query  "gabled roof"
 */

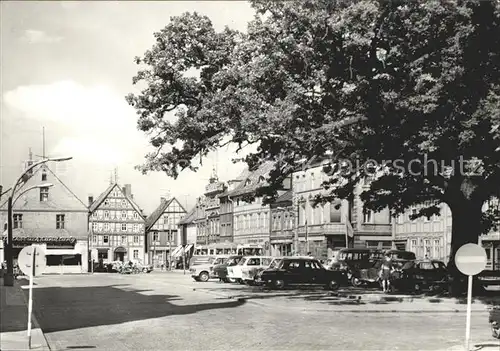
xmin=145 ymin=197 xmax=186 ymax=231
xmin=178 ymin=206 xmax=197 ymax=225
xmin=275 ymin=189 xmax=293 ymax=204
xmin=0 ymin=165 xmax=87 ymax=211
xmin=226 ymin=161 xmax=276 ymax=197
xmin=89 ymin=183 xmax=145 ymax=219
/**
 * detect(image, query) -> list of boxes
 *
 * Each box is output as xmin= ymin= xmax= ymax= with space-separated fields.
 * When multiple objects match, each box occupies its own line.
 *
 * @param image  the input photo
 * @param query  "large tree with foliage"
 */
xmin=127 ymin=0 xmax=500 ymax=286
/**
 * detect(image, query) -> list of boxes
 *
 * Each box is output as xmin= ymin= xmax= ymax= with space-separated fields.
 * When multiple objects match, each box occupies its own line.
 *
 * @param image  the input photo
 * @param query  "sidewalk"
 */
xmin=0 ymin=278 xmax=50 ymax=350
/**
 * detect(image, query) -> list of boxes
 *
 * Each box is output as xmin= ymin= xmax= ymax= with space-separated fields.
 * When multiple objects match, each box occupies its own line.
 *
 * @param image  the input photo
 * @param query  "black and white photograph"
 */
xmin=1 ymin=1 xmax=500 ymax=350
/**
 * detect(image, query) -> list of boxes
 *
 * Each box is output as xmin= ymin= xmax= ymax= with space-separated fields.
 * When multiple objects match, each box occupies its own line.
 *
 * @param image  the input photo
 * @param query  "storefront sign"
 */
xmin=4 ymin=236 xmax=77 ymax=248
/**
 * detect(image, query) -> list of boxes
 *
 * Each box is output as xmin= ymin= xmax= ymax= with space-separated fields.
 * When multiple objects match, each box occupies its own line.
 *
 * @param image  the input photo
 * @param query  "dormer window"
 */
xmin=41 ymin=171 xmax=47 ymax=181
xmin=258 ymin=176 xmax=265 ymax=183
xmin=245 ymin=179 xmax=252 ymax=186
xmin=40 ymin=187 xmax=49 ymax=202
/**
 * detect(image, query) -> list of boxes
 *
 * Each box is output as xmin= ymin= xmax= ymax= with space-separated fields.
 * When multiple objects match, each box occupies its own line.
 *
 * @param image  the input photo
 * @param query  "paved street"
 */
xmin=18 ymin=272 xmax=497 ymax=350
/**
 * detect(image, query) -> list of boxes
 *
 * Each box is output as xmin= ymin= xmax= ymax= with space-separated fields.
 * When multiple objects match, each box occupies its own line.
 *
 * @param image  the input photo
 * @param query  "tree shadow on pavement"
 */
xmin=21 ymin=284 xmax=246 ymax=333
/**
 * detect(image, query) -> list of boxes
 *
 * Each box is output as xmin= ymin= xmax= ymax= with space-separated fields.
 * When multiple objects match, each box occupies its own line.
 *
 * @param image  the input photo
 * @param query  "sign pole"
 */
xmin=465 ymin=274 xmax=473 ymax=351
xmin=27 ymin=246 xmax=35 ymax=349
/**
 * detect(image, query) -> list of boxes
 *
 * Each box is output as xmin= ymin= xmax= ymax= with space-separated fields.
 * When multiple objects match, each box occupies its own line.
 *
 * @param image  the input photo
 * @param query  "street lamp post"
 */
xmin=4 ymin=157 xmax=71 ymax=286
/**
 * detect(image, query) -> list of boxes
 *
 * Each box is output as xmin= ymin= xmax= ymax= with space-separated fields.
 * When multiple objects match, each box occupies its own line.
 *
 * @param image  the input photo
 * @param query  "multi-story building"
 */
xmin=218 ymin=178 xmax=243 ymax=243
xmin=202 ymin=169 xmax=226 ymax=244
xmin=178 ymin=206 xmax=198 ymax=245
xmin=293 ymin=161 xmax=392 ymax=259
xmin=392 ymin=202 xmax=452 ymax=262
xmin=0 ymin=157 xmax=89 ymax=274
xmin=145 ymin=197 xmax=187 ymax=267
xmin=229 ymin=162 xmax=290 ymax=248
xmin=89 ymin=182 xmax=146 ymax=263
xmin=394 ymin=200 xmax=500 ymax=270
xmin=270 ymin=190 xmax=294 ymax=256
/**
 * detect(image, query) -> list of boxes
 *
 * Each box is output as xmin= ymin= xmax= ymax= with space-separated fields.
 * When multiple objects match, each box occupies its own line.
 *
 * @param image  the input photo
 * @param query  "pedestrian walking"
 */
xmin=379 ymin=253 xmax=393 ymax=293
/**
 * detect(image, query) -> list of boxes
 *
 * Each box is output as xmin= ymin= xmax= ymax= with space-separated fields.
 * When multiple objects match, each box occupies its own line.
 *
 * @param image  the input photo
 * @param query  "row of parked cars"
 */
xmin=190 ymin=248 xmax=500 ymax=293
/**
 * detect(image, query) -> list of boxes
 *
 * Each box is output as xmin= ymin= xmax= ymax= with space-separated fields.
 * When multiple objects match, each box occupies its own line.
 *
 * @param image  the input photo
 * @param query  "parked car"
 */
xmin=477 ymin=270 xmax=500 ymax=289
xmin=213 ymin=255 xmax=244 ymax=283
xmin=351 ymin=259 xmax=383 ymax=287
xmin=254 ymin=257 xmax=284 ymax=285
xmin=322 ymin=257 xmax=337 ymax=270
xmin=227 ymin=256 xmax=273 ymax=284
xmin=490 ymin=306 xmax=500 ymax=339
xmin=132 ymin=260 xmax=153 ymax=273
xmin=260 ymin=257 xmax=347 ymax=290
xmin=190 ymin=255 xmax=229 ymax=282
xmin=384 ymin=250 xmax=416 ymax=269
xmin=330 ymin=248 xmax=383 ymax=279
xmin=391 ymin=259 xmax=451 ymax=293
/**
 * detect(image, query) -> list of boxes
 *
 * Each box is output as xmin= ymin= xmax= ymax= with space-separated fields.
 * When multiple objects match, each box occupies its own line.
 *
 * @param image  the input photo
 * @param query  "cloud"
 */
xmin=21 ymin=29 xmax=63 ymax=44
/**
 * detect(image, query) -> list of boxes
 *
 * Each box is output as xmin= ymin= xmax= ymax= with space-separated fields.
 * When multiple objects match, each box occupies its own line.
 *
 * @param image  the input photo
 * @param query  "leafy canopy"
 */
xmin=127 ymin=0 xmax=500 ymax=232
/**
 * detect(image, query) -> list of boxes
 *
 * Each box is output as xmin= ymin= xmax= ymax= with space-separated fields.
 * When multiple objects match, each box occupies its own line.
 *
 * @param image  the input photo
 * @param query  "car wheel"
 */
xmin=351 ymin=276 xmax=362 ymax=287
xmin=413 ymin=282 xmax=422 ymax=294
xmin=199 ymin=272 xmax=209 ymax=282
xmin=274 ymin=279 xmax=285 ymax=289
xmin=327 ymin=279 xmax=340 ymax=291
xmin=142 ymin=268 xmax=148 ymax=273
xmin=193 ymin=277 xmax=200 ymax=282
xmin=227 ymin=278 xmax=236 ymax=283
xmin=492 ymin=323 xmax=500 ymax=339
xmin=238 ymin=279 xmax=245 ymax=285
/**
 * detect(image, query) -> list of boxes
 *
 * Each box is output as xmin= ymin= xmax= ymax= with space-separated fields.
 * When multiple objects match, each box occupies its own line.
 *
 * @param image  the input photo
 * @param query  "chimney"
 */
xmin=160 ymin=197 xmax=166 ymax=203
xmin=88 ymin=195 xmax=94 ymax=206
xmin=123 ymin=184 xmax=132 ymax=198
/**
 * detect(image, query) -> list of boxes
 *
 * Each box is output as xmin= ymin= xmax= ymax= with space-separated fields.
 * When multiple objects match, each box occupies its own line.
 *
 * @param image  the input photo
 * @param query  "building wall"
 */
xmin=89 ymin=185 xmax=146 ymax=263
xmin=393 ymin=202 xmax=452 ymax=261
xmin=232 ymin=196 xmax=270 ymax=245
xmin=270 ymin=202 xmax=294 ymax=256
xmin=219 ymin=196 xmax=233 ymax=242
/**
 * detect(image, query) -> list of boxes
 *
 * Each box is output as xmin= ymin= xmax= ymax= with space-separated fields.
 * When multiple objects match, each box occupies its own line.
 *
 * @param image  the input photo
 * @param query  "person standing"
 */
xmin=379 ymin=253 xmax=393 ymax=293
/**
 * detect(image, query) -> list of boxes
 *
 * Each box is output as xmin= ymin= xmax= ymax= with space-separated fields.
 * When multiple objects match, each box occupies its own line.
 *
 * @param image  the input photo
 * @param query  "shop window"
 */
xmin=46 ymin=254 xmax=82 ymax=266
xmin=13 ymin=214 xmax=23 ymax=229
xmin=56 ymin=214 xmax=65 ymax=229
xmin=133 ymin=250 xmax=139 ymax=259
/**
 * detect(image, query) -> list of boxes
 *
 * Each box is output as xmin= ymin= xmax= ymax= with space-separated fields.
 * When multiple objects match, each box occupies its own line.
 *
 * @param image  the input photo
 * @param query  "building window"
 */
xmin=93 ymin=212 xmax=98 ymax=218
xmin=56 ymin=214 xmax=65 ymax=229
xmin=104 ymin=199 xmax=109 ymax=206
xmin=133 ymin=212 xmax=138 ymax=219
xmin=133 ymin=224 xmax=138 ymax=232
xmin=153 ymin=232 xmax=159 ymax=241
xmin=92 ymin=222 xmax=98 ymax=232
xmin=92 ymin=235 xmax=97 ymax=244
xmin=121 ymin=199 xmax=127 ymax=207
xmin=104 ymin=223 xmax=109 ymax=231
xmin=133 ymin=236 xmax=139 ymax=243
xmin=121 ymin=223 xmax=127 ymax=231
xmin=133 ymin=250 xmax=139 ymax=259
xmin=41 ymin=171 xmax=47 ymax=181
xmin=411 ymin=208 xmax=417 ymax=221
xmin=103 ymin=235 xmax=109 ymax=243
xmin=104 ymin=211 xmax=110 ymax=219
xmin=167 ymin=232 xmax=173 ymax=241
xmin=40 ymin=187 xmax=49 ymax=202
xmin=363 ymin=210 xmax=373 ymax=223
xmin=121 ymin=211 xmax=127 ymax=219
xmin=13 ymin=214 xmax=23 ymax=229
xmin=121 ymin=235 xmax=126 ymax=243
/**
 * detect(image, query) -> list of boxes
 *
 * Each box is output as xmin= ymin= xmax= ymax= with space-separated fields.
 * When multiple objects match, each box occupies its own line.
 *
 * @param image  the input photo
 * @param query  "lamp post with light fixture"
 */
xmin=3 ymin=157 xmax=72 ymax=286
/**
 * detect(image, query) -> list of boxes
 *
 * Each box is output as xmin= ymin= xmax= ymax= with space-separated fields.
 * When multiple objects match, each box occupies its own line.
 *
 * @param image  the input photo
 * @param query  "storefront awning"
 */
xmin=184 ymin=244 xmax=194 ymax=253
xmin=114 ymin=247 xmax=127 ymax=253
xmin=171 ymin=245 xmax=183 ymax=257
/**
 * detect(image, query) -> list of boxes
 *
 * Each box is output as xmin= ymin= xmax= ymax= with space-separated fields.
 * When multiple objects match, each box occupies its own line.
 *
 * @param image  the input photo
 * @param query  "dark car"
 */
xmin=213 ymin=255 xmax=243 ymax=283
xmin=260 ymin=257 xmax=347 ymax=290
xmin=330 ymin=248 xmax=383 ymax=280
xmin=391 ymin=259 xmax=450 ymax=293
xmin=385 ymin=250 xmax=416 ymax=269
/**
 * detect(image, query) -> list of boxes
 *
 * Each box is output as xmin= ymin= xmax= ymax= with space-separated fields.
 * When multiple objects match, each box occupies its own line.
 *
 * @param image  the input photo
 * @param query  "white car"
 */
xmin=227 ymin=256 xmax=273 ymax=284
xmin=190 ymin=255 xmax=229 ymax=282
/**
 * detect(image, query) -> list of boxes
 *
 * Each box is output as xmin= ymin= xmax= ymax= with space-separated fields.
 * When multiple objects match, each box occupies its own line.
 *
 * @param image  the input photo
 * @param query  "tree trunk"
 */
xmin=446 ymin=196 xmax=484 ymax=296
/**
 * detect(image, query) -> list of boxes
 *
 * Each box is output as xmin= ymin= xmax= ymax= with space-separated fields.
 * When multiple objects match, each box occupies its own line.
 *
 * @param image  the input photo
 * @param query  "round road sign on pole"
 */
xmin=18 ymin=245 xmax=46 ymax=277
xmin=454 ymin=243 xmax=487 ymax=276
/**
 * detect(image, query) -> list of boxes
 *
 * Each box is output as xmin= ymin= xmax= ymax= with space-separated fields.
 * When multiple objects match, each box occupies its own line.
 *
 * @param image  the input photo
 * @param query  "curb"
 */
xmin=16 ymin=281 xmax=51 ymax=351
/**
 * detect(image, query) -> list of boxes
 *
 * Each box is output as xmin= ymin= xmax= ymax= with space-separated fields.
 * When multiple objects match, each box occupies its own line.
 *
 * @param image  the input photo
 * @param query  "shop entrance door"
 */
xmin=114 ymin=247 xmax=127 ymax=262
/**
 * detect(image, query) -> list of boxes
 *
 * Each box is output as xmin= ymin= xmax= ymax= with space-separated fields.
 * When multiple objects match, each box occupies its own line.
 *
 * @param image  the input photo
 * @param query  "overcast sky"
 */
xmin=0 ymin=1 xmax=256 ymax=214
